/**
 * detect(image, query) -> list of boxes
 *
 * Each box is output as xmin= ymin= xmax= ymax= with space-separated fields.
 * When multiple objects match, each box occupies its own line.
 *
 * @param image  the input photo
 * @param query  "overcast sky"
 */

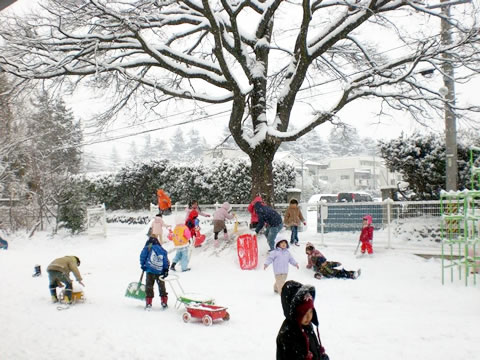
xmin=3 ymin=0 xmax=480 ymax=162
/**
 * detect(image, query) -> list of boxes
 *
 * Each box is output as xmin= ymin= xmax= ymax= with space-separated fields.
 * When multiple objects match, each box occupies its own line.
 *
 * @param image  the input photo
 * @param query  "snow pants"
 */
xmin=274 ymin=274 xmax=288 ymax=294
xmin=145 ymin=272 xmax=167 ymax=299
xmin=361 ymin=240 xmax=373 ymax=254
xmin=172 ymin=247 xmax=189 ymax=271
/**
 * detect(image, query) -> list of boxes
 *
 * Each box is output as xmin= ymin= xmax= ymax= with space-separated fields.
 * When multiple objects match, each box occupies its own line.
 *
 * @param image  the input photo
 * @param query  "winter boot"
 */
xmin=32 ymin=265 xmax=42 ymax=277
xmin=51 ymin=295 xmax=59 ymax=304
xmin=64 ymin=295 xmax=72 ymax=305
xmin=170 ymin=262 xmax=176 ymax=271
xmin=145 ymin=297 xmax=153 ymax=311
xmin=355 ymin=269 xmax=362 ymax=279
xmin=161 ymin=295 xmax=168 ymax=309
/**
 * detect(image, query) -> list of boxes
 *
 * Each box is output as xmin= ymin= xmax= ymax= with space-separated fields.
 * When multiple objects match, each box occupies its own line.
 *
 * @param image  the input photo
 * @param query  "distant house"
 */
xmin=201 ymin=146 xmax=248 ymax=164
xmin=319 ymin=156 xmax=402 ymax=191
xmin=201 ymin=149 xmax=401 ymax=195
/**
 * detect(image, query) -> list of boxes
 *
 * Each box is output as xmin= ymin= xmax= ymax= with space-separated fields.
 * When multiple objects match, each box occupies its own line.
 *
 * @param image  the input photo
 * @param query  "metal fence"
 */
xmin=316 ymin=200 xmax=443 ymax=248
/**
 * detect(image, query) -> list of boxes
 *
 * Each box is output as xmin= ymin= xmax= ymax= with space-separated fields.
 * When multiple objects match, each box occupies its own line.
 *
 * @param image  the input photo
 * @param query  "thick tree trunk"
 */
xmin=249 ymin=143 xmax=277 ymax=206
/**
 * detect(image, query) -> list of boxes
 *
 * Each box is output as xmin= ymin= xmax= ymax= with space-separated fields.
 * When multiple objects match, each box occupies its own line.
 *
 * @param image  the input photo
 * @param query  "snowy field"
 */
xmin=1 ymin=211 xmax=479 ymax=360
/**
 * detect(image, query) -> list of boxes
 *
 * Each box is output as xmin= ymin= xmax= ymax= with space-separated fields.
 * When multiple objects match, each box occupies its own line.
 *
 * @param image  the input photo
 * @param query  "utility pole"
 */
xmin=440 ymin=0 xmax=458 ymax=191
xmin=428 ymin=0 xmax=472 ymax=191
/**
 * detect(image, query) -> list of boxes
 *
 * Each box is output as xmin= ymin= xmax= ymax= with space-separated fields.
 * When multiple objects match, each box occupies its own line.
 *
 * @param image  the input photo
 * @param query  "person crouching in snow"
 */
xmin=276 ymin=280 xmax=329 ymax=360
xmin=305 ymin=243 xmax=325 ymax=270
xmin=140 ymin=237 xmax=170 ymax=310
xmin=254 ymin=201 xmax=283 ymax=251
xmin=47 ymin=255 xmax=84 ymax=304
xmin=264 ymin=235 xmax=299 ymax=294
xmin=171 ymin=216 xmax=192 ymax=272
xmin=310 ymin=253 xmax=360 ymax=280
xmin=359 ymin=214 xmax=374 ymax=256
xmin=212 ymin=202 xmax=235 ymax=246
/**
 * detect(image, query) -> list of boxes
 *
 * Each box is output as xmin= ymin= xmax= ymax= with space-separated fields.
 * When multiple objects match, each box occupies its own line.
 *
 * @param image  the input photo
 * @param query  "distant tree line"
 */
xmin=88 ymin=124 xmax=379 ymax=172
xmin=379 ymin=131 xmax=480 ymax=200
xmin=0 ymin=73 xmax=83 ymax=234
xmin=78 ymin=159 xmax=296 ymax=211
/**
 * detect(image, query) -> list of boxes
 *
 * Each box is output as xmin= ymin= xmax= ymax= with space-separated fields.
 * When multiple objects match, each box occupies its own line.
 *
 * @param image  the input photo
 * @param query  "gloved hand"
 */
xmin=303 ymin=222 xmax=307 ymax=225
xmin=161 ymin=270 xmax=169 ymax=279
xmin=320 ymin=353 xmax=329 ymax=360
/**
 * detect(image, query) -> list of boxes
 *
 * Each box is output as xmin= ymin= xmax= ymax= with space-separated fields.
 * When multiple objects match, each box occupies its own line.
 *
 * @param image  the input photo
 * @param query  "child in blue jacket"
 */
xmin=254 ymin=201 xmax=284 ymax=251
xmin=140 ymin=237 xmax=170 ymax=310
xmin=264 ymin=234 xmax=299 ymax=294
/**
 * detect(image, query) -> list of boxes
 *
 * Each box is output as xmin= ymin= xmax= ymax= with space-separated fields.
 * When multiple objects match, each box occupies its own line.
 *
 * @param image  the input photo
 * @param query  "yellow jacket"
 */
xmin=172 ymin=225 xmax=190 ymax=248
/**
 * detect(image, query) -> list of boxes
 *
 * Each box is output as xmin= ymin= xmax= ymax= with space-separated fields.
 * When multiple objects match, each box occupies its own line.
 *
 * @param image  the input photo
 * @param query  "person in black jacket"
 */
xmin=277 ymin=280 xmax=329 ymax=360
xmin=254 ymin=201 xmax=283 ymax=251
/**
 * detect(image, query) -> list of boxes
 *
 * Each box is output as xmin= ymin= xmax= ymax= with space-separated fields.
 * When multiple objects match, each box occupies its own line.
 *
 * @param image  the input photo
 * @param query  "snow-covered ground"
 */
xmin=1 ymin=211 xmax=479 ymax=360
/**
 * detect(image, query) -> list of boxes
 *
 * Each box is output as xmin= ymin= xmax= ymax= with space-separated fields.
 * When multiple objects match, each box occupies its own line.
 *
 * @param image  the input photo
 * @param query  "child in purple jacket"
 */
xmin=264 ymin=234 xmax=299 ymax=294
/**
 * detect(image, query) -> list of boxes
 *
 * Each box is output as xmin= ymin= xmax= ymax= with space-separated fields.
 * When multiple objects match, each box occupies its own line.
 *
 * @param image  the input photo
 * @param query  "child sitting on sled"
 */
xmin=140 ymin=237 xmax=170 ymax=310
xmin=305 ymin=244 xmax=360 ymax=280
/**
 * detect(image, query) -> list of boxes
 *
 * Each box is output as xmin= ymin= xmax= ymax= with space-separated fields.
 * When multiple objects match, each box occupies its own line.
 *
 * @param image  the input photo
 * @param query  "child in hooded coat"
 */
xmin=305 ymin=243 xmax=325 ymax=270
xmin=359 ymin=214 xmax=374 ymax=255
xmin=264 ymin=234 xmax=299 ymax=294
xmin=185 ymin=200 xmax=210 ymax=242
xmin=140 ymin=237 xmax=169 ymax=309
xmin=276 ymin=280 xmax=329 ymax=360
xmin=170 ymin=216 xmax=192 ymax=272
xmin=247 ymin=194 xmax=263 ymax=229
xmin=150 ymin=212 xmax=170 ymax=244
xmin=212 ymin=202 xmax=235 ymax=245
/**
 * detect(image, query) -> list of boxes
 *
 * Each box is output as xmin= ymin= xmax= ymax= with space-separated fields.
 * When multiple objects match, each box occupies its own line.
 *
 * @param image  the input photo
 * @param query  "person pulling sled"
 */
xmin=140 ymin=237 xmax=170 ymax=310
xmin=47 ymin=256 xmax=85 ymax=304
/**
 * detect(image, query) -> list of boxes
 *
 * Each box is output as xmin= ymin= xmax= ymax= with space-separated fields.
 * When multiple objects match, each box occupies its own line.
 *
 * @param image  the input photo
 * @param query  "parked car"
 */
xmin=337 ymin=192 xmax=373 ymax=203
xmin=308 ymin=194 xmax=338 ymax=210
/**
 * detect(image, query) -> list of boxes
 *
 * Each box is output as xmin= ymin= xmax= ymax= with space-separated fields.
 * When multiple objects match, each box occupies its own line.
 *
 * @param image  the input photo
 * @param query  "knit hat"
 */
xmin=363 ymin=214 xmax=372 ymax=225
xmin=305 ymin=242 xmax=315 ymax=253
xmin=296 ymin=293 xmax=314 ymax=324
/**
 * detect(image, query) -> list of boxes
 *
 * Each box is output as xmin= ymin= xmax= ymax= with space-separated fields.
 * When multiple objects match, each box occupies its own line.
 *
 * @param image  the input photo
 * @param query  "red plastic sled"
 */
xmin=193 ymin=227 xmax=206 ymax=247
xmin=237 ymin=234 xmax=258 ymax=270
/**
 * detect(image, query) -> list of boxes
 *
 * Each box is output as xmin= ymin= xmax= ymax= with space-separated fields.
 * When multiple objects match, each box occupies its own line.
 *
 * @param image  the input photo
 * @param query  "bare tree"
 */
xmin=1 ymin=0 xmax=479 ymax=202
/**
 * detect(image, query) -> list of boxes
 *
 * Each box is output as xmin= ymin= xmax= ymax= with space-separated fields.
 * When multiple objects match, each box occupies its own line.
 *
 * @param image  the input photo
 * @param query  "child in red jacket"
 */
xmin=359 ymin=215 xmax=374 ymax=255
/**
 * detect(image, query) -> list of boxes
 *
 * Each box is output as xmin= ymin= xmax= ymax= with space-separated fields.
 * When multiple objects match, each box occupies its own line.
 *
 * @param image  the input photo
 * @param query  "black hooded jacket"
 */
xmin=276 ymin=281 xmax=328 ymax=360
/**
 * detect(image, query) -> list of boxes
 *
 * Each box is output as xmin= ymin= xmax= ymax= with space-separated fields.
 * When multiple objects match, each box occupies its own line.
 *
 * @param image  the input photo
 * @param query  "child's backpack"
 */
xmin=156 ymin=189 xmax=172 ymax=215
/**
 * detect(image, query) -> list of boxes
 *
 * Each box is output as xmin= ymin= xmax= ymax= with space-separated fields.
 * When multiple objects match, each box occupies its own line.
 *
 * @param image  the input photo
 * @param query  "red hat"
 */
xmin=296 ymin=293 xmax=314 ymax=323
